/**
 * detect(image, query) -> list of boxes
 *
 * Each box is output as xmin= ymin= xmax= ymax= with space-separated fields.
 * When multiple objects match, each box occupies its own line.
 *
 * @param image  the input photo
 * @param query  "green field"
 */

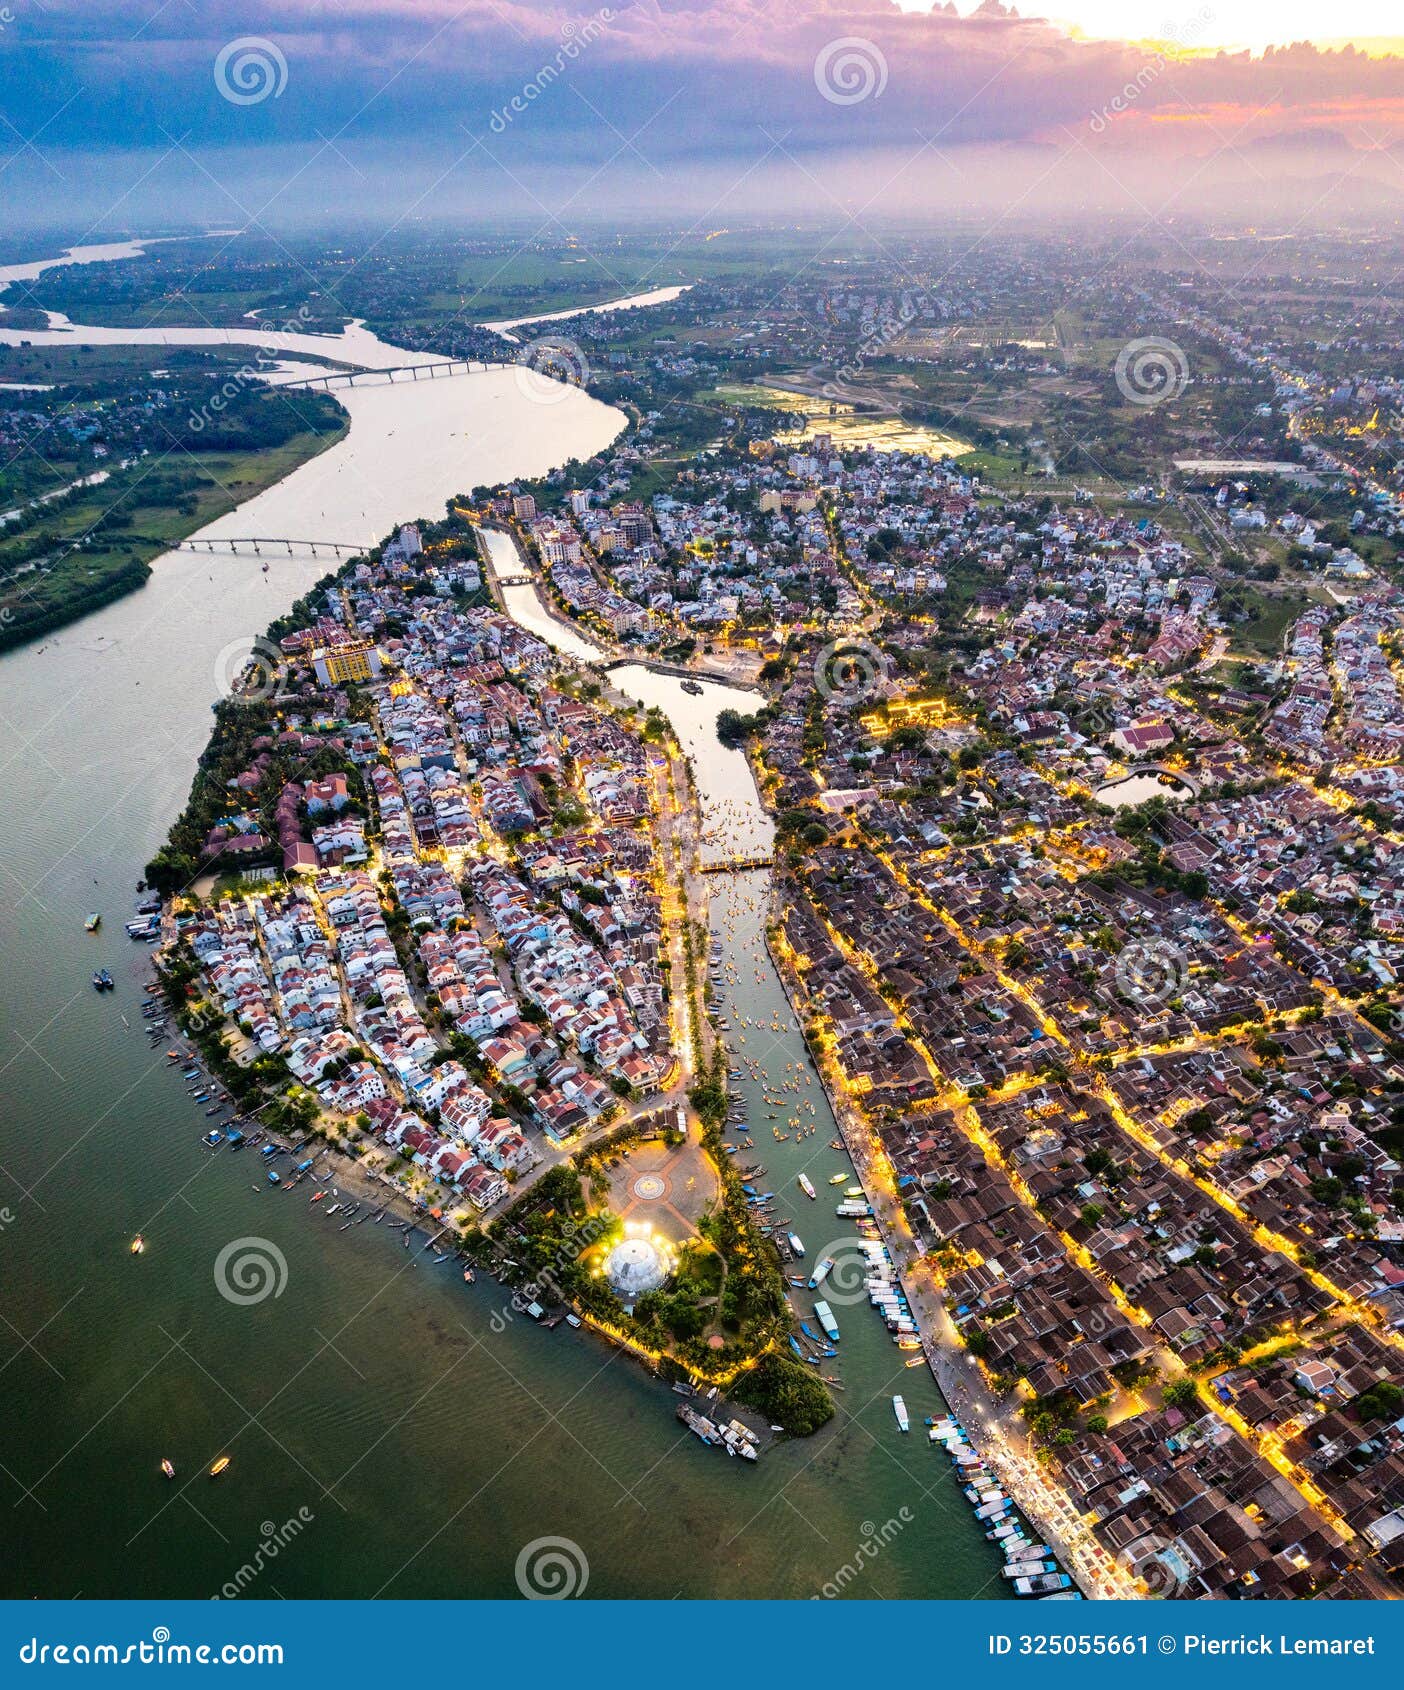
xmin=0 ymin=427 xmax=346 ymax=651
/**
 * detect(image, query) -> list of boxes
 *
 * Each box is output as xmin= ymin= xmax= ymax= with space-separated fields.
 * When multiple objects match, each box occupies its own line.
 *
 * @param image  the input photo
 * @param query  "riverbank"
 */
xmin=0 ymin=421 xmax=348 ymax=651
xmin=763 ymin=882 xmax=1139 ymax=1599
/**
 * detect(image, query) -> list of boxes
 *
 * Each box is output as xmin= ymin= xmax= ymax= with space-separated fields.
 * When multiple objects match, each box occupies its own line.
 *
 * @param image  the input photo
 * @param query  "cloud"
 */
xmin=3 ymin=0 xmax=1402 ymax=222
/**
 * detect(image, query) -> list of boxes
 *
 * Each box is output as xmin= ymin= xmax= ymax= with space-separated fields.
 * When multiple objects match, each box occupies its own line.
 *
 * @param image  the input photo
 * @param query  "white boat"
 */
xmin=787 ymin=1232 xmax=805 ymax=1257
xmin=813 ymin=1300 xmax=840 ymax=1342
xmin=798 ymin=1174 xmax=816 ymax=1200
xmin=892 ymin=1395 xmax=909 ymax=1433
xmin=807 ymin=1256 xmax=834 ymax=1290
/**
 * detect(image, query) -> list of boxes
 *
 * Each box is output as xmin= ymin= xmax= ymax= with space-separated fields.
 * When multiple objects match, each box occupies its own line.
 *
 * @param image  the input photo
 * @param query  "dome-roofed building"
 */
xmin=604 ymin=1232 xmax=671 ymax=1306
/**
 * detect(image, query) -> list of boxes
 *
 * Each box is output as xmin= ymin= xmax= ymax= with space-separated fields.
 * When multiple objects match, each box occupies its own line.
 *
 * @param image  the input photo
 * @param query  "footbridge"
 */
xmin=700 ymin=854 xmax=775 ymax=875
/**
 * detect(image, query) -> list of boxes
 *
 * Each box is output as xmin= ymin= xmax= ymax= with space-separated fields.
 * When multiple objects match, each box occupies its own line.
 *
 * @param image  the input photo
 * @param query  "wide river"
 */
xmin=0 ymin=245 xmax=1000 ymax=1599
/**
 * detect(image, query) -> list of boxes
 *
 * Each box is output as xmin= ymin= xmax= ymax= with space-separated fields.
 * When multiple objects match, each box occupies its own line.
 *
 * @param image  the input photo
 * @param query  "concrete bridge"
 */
xmin=174 ymin=537 xmax=366 ymax=560
xmin=277 ymin=358 xmax=509 ymax=392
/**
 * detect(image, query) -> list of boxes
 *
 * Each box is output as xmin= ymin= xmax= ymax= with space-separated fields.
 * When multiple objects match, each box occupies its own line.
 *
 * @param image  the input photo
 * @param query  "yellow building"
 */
xmin=312 ymin=641 xmax=382 ymax=686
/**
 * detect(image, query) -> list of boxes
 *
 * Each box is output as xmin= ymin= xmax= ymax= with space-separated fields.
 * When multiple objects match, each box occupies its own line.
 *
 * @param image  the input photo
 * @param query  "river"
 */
xmin=0 ymin=243 xmax=1001 ymax=1600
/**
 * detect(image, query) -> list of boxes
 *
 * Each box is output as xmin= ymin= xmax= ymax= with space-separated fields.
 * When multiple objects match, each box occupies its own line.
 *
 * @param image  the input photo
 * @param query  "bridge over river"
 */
xmin=276 ymin=358 xmax=510 ymax=392
xmin=172 ymin=536 xmax=366 ymax=560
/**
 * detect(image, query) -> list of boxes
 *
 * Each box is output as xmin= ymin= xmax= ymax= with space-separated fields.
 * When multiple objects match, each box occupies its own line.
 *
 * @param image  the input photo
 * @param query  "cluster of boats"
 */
xmin=86 ymin=897 xmax=162 ymax=988
xmin=929 ymin=1416 xmax=1080 ymax=1598
xmin=675 ymin=1402 xmax=759 ymax=1460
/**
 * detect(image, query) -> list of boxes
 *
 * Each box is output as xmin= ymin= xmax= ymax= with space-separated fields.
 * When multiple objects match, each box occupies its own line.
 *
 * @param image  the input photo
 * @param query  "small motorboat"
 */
xmin=130 ymin=1234 xmax=145 ymax=1255
xmin=160 ymin=1458 xmax=175 ymax=1479
xmin=85 ymin=912 xmax=101 ymax=932
xmin=209 ymin=1457 xmax=230 ymax=1478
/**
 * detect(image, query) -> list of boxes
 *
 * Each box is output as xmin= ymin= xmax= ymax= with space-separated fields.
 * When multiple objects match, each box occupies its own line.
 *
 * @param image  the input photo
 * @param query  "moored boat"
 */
xmin=892 ymin=1395 xmax=910 ymax=1432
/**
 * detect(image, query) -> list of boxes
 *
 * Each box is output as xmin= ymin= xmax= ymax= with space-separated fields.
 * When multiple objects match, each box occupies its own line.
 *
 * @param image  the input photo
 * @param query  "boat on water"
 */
xmin=807 ymin=1256 xmax=834 ymax=1290
xmin=680 ymin=679 xmax=704 ymax=696
xmin=797 ymin=1173 xmax=816 ymax=1200
xmin=209 ymin=1457 xmax=230 ymax=1478
xmin=827 ymin=1172 xmax=847 ymax=1185
xmin=160 ymin=1459 xmax=175 ymax=1479
xmin=1013 ymin=1572 xmax=1072 ymax=1596
xmin=813 ymin=1300 xmax=840 ymax=1342
xmin=129 ymin=1234 xmax=144 ymax=1255
xmin=786 ymin=1232 xmax=805 ymax=1257
xmin=85 ymin=912 xmax=101 ymax=932
xmin=892 ymin=1395 xmax=910 ymax=1432
xmin=904 ymin=1353 xmax=926 ymax=1368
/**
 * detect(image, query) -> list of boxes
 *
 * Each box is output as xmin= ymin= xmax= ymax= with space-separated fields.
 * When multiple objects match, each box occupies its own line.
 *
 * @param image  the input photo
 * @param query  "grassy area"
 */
xmin=0 ymin=425 xmax=346 ymax=651
xmin=1228 ymin=586 xmax=1300 ymax=659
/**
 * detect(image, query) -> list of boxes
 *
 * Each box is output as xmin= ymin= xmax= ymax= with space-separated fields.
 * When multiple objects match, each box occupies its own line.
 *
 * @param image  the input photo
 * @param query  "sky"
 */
xmin=930 ymin=0 xmax=1404 ymax=52
xmin=2 ymin=1 xmax=1403 ymax=229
